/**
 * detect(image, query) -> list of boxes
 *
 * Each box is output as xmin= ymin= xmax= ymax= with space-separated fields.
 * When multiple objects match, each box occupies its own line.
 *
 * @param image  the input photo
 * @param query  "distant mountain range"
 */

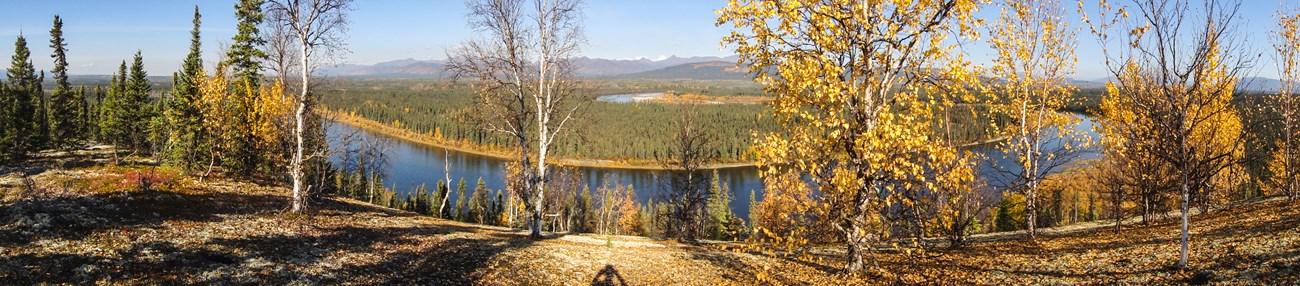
xmin=319 ymin=55 xmax=744 ymax=79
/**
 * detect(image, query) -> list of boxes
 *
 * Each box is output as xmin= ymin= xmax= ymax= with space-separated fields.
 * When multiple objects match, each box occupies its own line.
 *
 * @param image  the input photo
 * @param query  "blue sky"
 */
xmin=0 ymin=0 xmax=1287 ymax=79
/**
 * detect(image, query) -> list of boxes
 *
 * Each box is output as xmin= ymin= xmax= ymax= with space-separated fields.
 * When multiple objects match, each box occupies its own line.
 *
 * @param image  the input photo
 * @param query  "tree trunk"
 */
xmin=1027 ymin=186 xmax=1037 ymax=239
xmin=289 ymin=41 xmax=310 ymax=214
xmin=1179 ymin=175 xmax=1190 ymax=269
xmin=844 ymin=221 xmax=865 ymax=272
xmin=440 ymin=149 xmax=451 ymax=218
xmin=530 ymin=166 xmax=544 ymax=238
xmin=291 ymin=95 xmax=306 ymax=213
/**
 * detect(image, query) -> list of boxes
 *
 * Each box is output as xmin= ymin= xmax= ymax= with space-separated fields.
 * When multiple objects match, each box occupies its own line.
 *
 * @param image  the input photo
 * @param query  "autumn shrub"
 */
xmin=749 ymin=170 xmax=818 ymax=243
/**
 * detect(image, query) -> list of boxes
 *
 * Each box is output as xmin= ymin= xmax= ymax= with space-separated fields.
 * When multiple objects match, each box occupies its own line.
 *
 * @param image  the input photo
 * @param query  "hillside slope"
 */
xmin=615 ymin=61 xmax=751 ymax=80
xmin=2 ymin=157 xmax=1298 ymax=285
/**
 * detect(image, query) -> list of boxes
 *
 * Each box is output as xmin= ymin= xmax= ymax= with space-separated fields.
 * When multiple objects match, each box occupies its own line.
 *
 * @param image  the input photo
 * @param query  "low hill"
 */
xmin=615 ymin=61 xmax=751 ymax=80
xmin=2 ymin=151 xmax=1297 ymax=284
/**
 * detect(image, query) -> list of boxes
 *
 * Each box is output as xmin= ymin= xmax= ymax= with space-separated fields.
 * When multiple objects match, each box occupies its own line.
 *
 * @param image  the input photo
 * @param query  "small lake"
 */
xmin=594 ymin=92 xmax=667 ymax=103
xmin=327 ymin=114 xmax=1101 ymax=222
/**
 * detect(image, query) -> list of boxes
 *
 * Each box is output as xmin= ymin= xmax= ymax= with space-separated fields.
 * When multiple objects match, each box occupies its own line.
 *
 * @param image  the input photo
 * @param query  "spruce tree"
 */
xmin=5 ymin=35 xmax=41 ymax=160
xmin=455 ymin=178 xmax=468 ymax=221
xmin=48 ymin=15 xmax=80 ymax=149
xmin=88 ymin=85 xmax=103 ymax=141
xmin=35 ymin=71 xmax=49 ymax=149
xmin=705 ymin=171 xmax=735 ymax=239
xmin=99 ymin=62 xmax=127 ymax=149
xmin=168 ymin=6 xmax=206 ymax=168
xmin=470 ymin=178 xmax=488 ymax=224
xmin=0 ymin=82 xmax=9 ymax=161
xmin=76 ymin=86 xmax=88 ymax=138
xmin=226 ymin=0 xmax=265 ymax=91
xmin=222 ymin=0 xmax=267 ymax=177
xmin=125 ymin=51 xmax=153 ymax=153
xmin=493 ymin=188 xmax=504 ymax=226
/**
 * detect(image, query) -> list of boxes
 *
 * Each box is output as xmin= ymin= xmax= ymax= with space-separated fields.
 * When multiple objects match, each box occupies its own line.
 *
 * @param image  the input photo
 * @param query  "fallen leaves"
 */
xmin=3 ymin=164 xmax=1300 ymax=284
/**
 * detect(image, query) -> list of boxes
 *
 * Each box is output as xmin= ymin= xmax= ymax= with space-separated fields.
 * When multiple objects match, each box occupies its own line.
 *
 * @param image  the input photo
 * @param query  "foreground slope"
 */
xmin=1 ymin=157 xmax=1298 ymax=285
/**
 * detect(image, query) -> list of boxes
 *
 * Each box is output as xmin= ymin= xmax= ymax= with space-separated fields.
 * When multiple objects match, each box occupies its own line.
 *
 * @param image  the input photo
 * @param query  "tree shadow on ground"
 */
xmin=315 ymin=229 xmax=539 ymax=284
xmin=0 ymin=240 xmax=250 ymax=285
xmin=1 ymin=194 xmax=543 ymax=285
xmin=0 ymin=148 xmax=125 ymax=176
xmin=0 ymin=190 xmax=283 ymax=247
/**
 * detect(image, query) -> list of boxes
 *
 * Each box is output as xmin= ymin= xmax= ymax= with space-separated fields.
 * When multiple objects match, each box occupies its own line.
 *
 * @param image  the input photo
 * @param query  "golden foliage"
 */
xmin=192 ymin=66 xmax=292 ymax=174
xmin=1269 ymin=7 xmax=1300 ymax=199
xmin=984 ymin=0 xmax=1086 ymax=236
xmin=719 ymin=0 xmax=986 ymax=271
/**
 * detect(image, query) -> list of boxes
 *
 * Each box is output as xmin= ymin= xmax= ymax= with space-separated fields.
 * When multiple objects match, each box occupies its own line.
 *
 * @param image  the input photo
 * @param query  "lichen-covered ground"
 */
xmin=2 ymin=153 xmax=1298 ymax=285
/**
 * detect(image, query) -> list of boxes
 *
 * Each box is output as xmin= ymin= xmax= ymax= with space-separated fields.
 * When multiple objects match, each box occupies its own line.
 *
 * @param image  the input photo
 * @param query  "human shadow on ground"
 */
xmin=590 ymin=264 xmax=628 ymax=286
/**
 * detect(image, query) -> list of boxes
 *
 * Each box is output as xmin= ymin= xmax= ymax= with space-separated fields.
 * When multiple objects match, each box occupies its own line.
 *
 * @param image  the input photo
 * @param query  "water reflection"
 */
xmin=326 ymin=114 xmax=1099 ymax=222
xmin=326 ymin=122 xmax=764 ymax=219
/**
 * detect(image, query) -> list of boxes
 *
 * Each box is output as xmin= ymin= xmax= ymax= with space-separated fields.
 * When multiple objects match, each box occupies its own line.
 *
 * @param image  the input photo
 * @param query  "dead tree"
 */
xmin=655 ymin=105 xmax=717 ymax=243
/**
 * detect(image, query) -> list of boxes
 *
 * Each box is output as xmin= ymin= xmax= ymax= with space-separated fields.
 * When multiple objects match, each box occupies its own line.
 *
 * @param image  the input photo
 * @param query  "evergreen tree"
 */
xmin=454 ymin=178 xmax=468 ymax=221
xmin=705 ymin=170 xmax=736 ymax=239
xmin=4 ymin=35 xmax=42 ymax=161
xmin=469 ymin=178 xmax=488 ymax=224
xmin=434 ymin=180 xmax=448 ymax=218
xmin=87 ymin=85 xmax=102 ymax=141
xmin=225 ymin=0 xmax=266 ymax=91
xmin=98 ymin=65 xmax=126 ymax=147
xmin=48 ymin=15 xmax=80 ymax=149
xmin=0 ymin=82 xmax=9 ymax=160
xmin=577 ymin=185 xmax=593 ymax=232
xmin=125 ymin=51 xmax=153 ymax=153
xmin=995 ymin=199 xmax=1016 ymax=232
xmin=76 ymin=86 xmax=88 ymax=139
xmin=35 ymin=71 xmax=49 ymax=149
xmin=221 ymin=0 xmax=269 ymax=177
xmin=167 ymin=6 xmax=206 ymax=169
xmin=495 ymin=189 xmax=507 ymax=226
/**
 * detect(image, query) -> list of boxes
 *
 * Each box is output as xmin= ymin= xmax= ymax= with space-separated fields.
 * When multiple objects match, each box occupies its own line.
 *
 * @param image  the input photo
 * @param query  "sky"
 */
xmin=0 ymin=0 xmax=1288 ymax=79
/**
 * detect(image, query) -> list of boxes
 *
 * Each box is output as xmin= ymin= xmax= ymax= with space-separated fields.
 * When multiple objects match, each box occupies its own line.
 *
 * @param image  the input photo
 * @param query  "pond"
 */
xmin=326 ymin=114 xmax=1101 ymax=222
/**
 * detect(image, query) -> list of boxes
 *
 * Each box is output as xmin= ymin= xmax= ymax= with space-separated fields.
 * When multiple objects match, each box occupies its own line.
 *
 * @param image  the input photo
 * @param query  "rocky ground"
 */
xmin=2 ymin=153 xmax=1298 ymax=285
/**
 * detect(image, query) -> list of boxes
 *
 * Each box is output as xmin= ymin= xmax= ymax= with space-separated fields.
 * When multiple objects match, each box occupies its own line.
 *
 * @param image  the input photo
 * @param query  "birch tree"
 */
xmin=985 ymin=0 xmax=1089 ymax=239
xmin=1082 ymin=0 xmax=1250 ymax=269
xmin=1270 ymin=6 xmax=1300 ymax=200
xmin=262 ymin=6 xmax=301 ymax=95
xmin=446 ymin=0 xmax=588 ymax=239
xmin=719 ymin=0 xmax=984 ymax=272
xmin=265 ymin=0 xmax=354 ymax=213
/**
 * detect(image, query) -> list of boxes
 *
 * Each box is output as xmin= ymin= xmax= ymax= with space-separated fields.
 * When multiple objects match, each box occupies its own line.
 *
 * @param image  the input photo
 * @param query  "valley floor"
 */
xmin=2 ymin=154 xmax=1298 ymax=285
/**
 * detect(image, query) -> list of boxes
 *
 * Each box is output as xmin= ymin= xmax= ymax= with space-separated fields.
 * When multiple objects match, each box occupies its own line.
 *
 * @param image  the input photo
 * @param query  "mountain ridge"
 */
xmin=319 ymin=55 xmax=741 ymax=78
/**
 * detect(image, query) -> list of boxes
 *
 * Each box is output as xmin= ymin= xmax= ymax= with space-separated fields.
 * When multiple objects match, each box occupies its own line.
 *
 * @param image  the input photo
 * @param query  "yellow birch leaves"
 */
xmin=719 ymin=0 xmax=986 ymax=268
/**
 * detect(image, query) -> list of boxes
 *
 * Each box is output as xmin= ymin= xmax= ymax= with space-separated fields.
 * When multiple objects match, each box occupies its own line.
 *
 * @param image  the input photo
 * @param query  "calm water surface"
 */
xmin=327 ymin=114 xmax=1100 ymax=221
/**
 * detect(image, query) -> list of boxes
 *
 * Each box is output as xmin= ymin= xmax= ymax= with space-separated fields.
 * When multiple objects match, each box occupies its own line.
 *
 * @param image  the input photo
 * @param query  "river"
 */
xmin=326 ymin=114 xmax=1100 ymax=221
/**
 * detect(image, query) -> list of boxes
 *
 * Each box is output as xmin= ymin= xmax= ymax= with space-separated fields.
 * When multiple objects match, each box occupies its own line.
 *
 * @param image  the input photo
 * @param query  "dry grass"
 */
xmin=2 ymin=161 xmax=1298 ymax=285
